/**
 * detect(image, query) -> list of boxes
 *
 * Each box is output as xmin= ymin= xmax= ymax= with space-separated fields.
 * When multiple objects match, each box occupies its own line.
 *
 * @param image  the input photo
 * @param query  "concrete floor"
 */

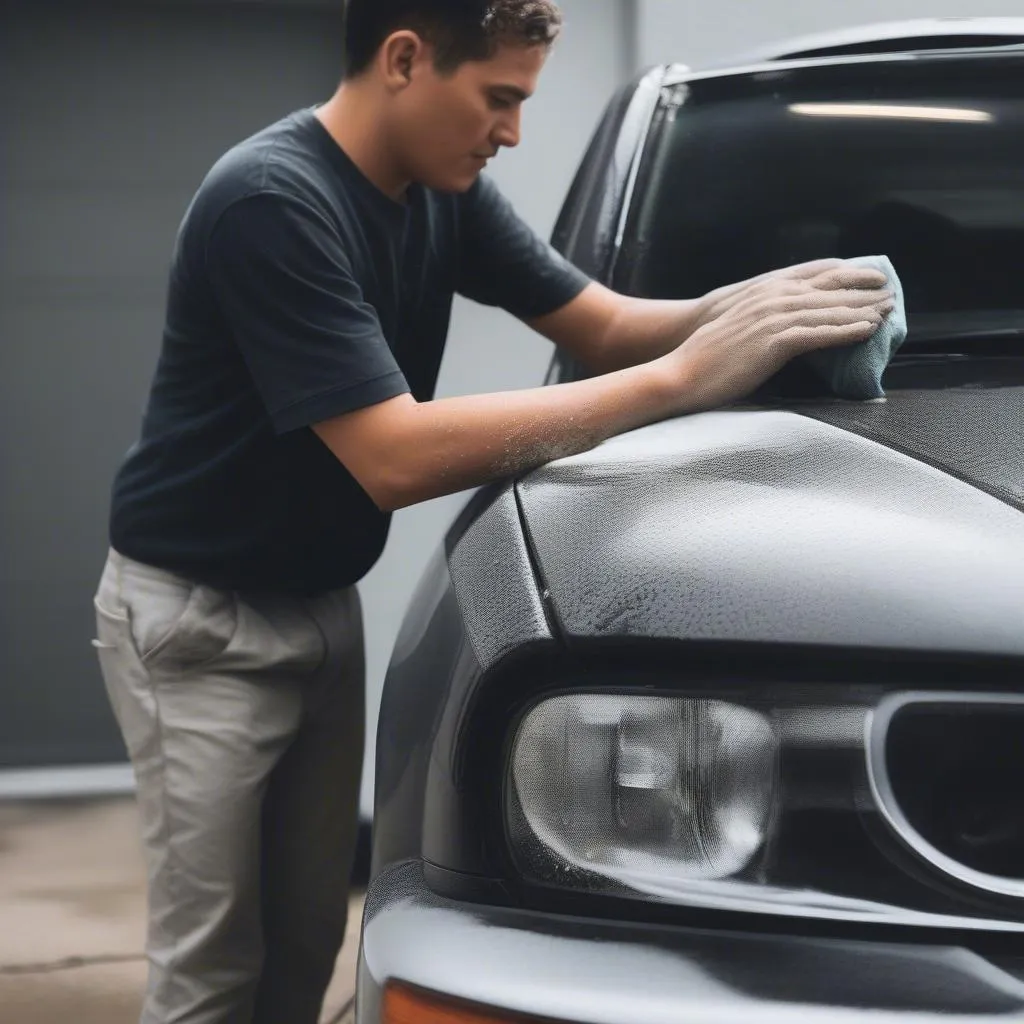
xmin=0 ymin=799 xmax=361 ymax=1024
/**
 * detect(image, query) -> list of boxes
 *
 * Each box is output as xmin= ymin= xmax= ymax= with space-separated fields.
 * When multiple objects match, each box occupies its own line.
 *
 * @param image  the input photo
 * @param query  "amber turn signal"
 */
xmin=382 ymin=983 xmax=562 ymax=1023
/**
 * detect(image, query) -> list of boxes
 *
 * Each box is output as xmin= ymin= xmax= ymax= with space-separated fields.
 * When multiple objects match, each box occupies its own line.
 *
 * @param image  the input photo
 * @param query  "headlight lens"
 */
xmin=511 ymin=696 xmax=778 ymax=886
xmin=506 ymin=691 xmax=1024 ymax=931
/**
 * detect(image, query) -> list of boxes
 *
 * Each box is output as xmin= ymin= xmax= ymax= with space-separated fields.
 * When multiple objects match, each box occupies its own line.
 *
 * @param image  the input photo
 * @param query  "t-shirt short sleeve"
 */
xmin=206 ymin=191 xmax=410 ymax=434
xmin=455 ymin=174 xmax=591 ymax=320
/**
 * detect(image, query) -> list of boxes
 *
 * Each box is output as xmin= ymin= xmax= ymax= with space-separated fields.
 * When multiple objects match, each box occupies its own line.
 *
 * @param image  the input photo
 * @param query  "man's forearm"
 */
xmin=590 ymin=295 xmax=702 ymax=373
xmin=315 ymin=358 xmax=679 ymax=512
xmin=528 ymin=284 xmax=703 ymax=376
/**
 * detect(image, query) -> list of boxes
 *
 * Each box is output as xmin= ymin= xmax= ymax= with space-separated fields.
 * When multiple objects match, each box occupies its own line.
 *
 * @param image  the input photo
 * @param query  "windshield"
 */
xmin=619 ymin=62 xmax=1024 ymax=352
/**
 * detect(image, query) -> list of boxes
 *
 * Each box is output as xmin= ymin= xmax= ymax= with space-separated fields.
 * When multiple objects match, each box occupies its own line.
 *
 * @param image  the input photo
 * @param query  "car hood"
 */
xmin=516 ymin=394 xmax=1024 ymax=657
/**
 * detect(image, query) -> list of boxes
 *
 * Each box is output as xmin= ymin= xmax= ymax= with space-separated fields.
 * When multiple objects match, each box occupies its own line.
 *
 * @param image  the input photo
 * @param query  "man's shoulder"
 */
xmin=188 ymin=110 xmax=334 ymax=232
xmin=451 ymin=172 xmax=517 ymax=224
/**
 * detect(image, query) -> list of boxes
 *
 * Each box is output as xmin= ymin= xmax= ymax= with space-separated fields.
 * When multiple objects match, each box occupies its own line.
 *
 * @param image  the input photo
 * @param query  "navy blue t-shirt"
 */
xmin=110 ymin=108 xmax=589 ymax=594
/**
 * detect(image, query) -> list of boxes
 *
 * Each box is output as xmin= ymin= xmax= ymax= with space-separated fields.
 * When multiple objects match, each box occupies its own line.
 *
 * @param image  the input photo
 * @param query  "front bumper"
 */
xmin=357 ymin=861 xmax=1024 ymax=1023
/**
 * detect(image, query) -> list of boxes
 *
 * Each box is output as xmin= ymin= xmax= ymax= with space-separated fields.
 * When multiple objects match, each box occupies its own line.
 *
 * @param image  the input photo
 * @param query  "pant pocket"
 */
xmin=130 ymin=583 xmax=240 ymax=670
xmin=94 ymin=598 xmax=131 ymax=648
xmin=92 ymin=601 xmax=152 ymax=761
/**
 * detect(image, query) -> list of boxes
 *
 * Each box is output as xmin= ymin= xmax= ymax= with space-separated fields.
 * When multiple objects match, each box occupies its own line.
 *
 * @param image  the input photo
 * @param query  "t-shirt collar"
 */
xmin=298 ymin=106 xmax=414 ymax=224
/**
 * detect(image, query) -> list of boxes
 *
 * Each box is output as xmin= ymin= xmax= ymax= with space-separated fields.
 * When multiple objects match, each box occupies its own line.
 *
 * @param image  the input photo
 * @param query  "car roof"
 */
xmin=720 ymin=17 xmax=1024 ymax=63
xmin=663 ymin=17 xmax=1024 ymax=84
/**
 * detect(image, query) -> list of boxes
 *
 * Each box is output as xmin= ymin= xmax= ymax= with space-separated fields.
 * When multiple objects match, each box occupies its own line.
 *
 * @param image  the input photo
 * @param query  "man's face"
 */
xmin=389 ymin=42 xmax=547 ymax=192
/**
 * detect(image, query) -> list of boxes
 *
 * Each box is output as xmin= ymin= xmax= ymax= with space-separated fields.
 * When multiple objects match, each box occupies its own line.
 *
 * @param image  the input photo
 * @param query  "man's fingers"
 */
xmin=812 ymin=267 xmax=889 ymax=291
xmin=782 ymin=320 xmax=881 ymax=354
xmin=781 ymin=258 xmax=846 ymax=280
xmin=805 ymin=304 xmax=884 ymax=326
xmin=730 ymin=284 xmax=887 ymax=318
xmin=773 ymin=303 xmax=884 ymax=335
xmin=729 ymin=261 xmax=890 ymax=303
xmin=775 ymin=288 xmax=893 ymax=314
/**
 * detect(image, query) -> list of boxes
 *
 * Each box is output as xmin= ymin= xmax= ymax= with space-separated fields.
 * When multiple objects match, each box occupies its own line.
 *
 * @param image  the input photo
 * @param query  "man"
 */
xmin=93 ymin=1 xmax=892 ymax=1022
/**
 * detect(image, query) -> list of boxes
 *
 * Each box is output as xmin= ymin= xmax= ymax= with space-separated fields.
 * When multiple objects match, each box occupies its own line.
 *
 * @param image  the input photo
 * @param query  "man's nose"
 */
xmin=492 ymin=109 xmax=521 ymax=150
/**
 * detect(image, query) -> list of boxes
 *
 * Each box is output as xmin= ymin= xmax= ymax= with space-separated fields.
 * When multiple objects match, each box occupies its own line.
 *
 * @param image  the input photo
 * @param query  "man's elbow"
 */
xmin=365 ymin=485 xmax=401 ymax=515
xmin=312 ymin=398 xmax=430 ymax=513
xmin=360 ymin=462 xmax=430 ymax=513
xmin=369 ymin=487 xmax=417 ymax=515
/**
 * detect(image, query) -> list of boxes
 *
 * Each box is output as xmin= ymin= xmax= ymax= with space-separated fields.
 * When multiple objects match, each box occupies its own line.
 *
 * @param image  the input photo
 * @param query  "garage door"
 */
xmin=0 ymin=0 xmax=341 ymax=766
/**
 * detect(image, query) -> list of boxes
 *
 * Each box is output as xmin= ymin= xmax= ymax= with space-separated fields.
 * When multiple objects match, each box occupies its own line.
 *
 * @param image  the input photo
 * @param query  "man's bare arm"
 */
xmin=527 ymin=260 xmax=882 ymax=375
xmin=527 ymin=282 xmax=700 ymax=374
xmin=314 ymin=263 xmax=892 ymax=512
xmin=314 ymin=360 xmax=674 ymax=511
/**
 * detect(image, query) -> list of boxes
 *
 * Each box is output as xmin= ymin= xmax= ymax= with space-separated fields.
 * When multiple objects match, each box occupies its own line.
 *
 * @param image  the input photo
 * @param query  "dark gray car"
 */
xmin=358 ymin=20 xmax=1024 ymax=1024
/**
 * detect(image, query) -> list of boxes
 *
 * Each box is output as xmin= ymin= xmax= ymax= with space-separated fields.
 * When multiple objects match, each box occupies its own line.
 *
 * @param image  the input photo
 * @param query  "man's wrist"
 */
xmin=687 ymin=292 xmax=721 ymax=335
xmin=638 ymin=352 xmax=690 ymax=421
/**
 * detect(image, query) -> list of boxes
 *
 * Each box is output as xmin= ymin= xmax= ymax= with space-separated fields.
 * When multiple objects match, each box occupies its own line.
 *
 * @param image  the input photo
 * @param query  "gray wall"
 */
xmin=636 ymin=2 xmax=1024 ymax=69
xmin=0 ymin=0 xmax=344 ymax=767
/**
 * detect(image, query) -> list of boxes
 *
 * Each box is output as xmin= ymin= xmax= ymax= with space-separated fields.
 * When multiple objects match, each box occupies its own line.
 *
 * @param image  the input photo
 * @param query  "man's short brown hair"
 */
xmin=343 ymin=0 xmax=563 ymax=78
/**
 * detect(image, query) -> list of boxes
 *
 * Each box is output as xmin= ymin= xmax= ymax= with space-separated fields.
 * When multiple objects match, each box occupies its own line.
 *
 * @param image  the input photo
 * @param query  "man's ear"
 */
xmin=380 ymin=30 xmax=426 ymax=90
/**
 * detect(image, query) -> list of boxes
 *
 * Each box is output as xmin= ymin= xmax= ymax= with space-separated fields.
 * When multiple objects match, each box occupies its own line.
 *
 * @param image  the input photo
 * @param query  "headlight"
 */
xmin=506 ymin=691 xmax=1024 ymax=931
xmin=511 ymin=696 xmax=778 ymax=885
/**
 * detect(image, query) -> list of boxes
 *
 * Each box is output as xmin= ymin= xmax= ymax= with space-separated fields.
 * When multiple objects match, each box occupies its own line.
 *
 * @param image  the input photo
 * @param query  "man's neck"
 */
xmin=315 ymin=84 xmax=410 ymax=201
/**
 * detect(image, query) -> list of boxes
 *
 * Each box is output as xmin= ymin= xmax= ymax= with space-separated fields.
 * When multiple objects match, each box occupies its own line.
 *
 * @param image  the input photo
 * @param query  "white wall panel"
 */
xmin=637 ymin=2 xmax=1024 ymax=71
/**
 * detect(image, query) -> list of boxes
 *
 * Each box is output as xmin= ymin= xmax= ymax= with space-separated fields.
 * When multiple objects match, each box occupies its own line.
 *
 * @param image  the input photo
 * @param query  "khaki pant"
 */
xmin=93 ymin=549 xmax=364 ymax=1024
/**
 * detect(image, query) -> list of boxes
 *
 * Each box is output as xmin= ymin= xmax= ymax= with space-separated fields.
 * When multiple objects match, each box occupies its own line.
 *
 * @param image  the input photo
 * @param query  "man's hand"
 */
xmin=531 ymin=259 xmax=886 ymax=376
xmin=691 ymin=259 xmax=866 ymax=332
xmin=660 ymin=262 xmax=893 ymax=414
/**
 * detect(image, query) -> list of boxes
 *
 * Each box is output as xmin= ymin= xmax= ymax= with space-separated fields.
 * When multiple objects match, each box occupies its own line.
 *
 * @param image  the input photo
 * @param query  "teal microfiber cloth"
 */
xmin=800 ymin=255 xmax=907 ymax=401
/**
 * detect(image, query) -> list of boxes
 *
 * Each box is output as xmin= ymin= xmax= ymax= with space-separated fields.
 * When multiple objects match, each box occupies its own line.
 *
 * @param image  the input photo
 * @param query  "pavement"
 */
xmin=0 ymin=798 xmax=361 ymax=1024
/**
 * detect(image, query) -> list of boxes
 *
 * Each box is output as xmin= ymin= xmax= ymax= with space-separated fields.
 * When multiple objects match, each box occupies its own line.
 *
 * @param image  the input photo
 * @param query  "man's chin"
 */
xmin=418 ymin=168 xmax=483 ymax=194
xmin=442 ymin=178 xmax=482 ymax=195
